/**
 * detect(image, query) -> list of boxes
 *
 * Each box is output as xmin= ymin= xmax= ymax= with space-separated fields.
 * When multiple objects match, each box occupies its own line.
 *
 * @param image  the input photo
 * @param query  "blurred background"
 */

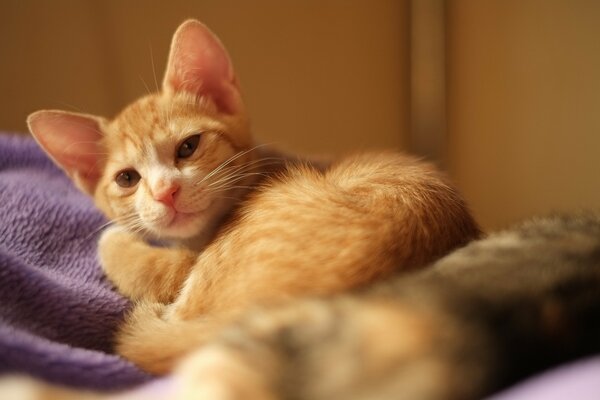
xmin=1 ymin=0 xmax=599 ymax=230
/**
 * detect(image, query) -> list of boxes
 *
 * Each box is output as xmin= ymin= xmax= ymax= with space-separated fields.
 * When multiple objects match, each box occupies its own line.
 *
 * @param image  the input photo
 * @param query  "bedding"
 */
xmin=0 ymin=134 xmax=151 ymax=389
xmin=488 ymin=355 xmax=600 ymax=400
xmin=1 ymin=133 xmax=599 ymax=398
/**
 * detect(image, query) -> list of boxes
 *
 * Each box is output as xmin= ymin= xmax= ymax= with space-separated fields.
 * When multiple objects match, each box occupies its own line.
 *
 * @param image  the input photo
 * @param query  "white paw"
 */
xmin=0 ymin=376 xmax=51 ymax=400
xmin=97 ymin=225 xmax=137 ymax=276
xmin=174 ymin=346 xmax=276 ymax=400
xmin=98 ymin=225 xmax=131 ymax=248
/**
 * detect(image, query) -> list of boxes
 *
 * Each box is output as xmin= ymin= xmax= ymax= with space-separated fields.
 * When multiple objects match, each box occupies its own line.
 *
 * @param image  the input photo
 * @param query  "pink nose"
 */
xmin=153 ymin=184 xmax=180 ymax=206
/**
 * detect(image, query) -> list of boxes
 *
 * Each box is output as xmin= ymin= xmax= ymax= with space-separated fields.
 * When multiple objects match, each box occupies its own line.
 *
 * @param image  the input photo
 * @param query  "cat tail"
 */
xmin=115 ymin=301 xmax=221 ymax=375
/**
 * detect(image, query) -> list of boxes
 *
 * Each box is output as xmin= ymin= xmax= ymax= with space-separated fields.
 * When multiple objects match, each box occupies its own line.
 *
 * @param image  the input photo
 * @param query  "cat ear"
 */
xmin=27 ymin=110 xmax=107 ymax=195
xmin=162 ymin=19 xmax=242 ymax=114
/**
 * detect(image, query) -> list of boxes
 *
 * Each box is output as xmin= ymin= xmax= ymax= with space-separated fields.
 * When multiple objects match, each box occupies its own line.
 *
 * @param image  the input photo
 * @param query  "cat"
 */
xmin=156 ymin=213 xmax=600 ymax=400
xmin=159 ymin=213 xmax=600 ymax=400
xmin=27 ymin=19 xmax=479 ymax=375
xmin=2 ymin=214 xmax=599 ymax=399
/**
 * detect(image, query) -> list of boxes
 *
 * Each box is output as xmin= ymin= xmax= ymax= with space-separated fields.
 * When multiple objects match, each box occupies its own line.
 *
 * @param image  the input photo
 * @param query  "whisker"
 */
xmin=206 ymin=158 xmax=280 ymax=182
xmin=207 ymin=184 xmax=257 ymax=193
xmin=55 ymin=101 xmax=87 ymax=114
xmin=139 ymin=75 xmax=153 ymax=96
xmin=149 ymin=43 xmax=159 ymax=93
xmin=85 ymin=213 xmax=140 ymax=240
xmin=208 ymin=157 xmax=284 ymax=177
xmin=200 ymin=144 xmax=273 ymax=184
xmin=208 ymin=172 xmax=270 ymax=191
xmin=207 ymin=161 xmax=281 ymax=182
xmin=212 ymin=194 xmax=247 ymax=202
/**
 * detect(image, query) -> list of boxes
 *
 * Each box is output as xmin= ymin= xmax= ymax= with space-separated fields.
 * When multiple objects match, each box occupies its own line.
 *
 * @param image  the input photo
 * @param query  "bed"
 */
xmin=0 ymin=133 xmax=598 ymax=399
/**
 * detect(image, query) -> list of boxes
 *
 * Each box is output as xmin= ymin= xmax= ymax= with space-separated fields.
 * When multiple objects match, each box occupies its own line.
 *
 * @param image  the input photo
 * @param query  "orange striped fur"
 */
xmin=28 ymin=19 xmax=480 ymax=375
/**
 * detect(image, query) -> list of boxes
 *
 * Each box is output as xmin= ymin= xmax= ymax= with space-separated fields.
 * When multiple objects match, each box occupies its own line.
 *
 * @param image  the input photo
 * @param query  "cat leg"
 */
xmin=0 ymin=375 xmax=180 ymax=400
xmin=98 ymin=226 xmax=197 ymax=303
xmin=171 ymin=345 xmax=278 ymax=400
xmin=0 ymin=376 xmax=107 ymax=400
xmin=114 ymin=300 xmax=225 ymax=375
xmin=168 ymin=296 xmax=486 ymax=400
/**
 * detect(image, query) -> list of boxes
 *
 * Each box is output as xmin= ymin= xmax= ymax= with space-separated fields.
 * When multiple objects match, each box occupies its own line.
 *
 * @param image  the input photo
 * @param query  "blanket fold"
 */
xmin=0 ymin=134 xmax=151 ymax=390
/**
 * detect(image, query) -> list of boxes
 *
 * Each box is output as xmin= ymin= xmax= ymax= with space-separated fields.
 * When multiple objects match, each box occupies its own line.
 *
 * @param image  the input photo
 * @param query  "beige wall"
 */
xmin=2 ymin=0 xmax=600 ymax=230
xmin=0 ymin=0 xmax=409 ymax=154
xmin=447 ymin=0 xmax=600 ymax=229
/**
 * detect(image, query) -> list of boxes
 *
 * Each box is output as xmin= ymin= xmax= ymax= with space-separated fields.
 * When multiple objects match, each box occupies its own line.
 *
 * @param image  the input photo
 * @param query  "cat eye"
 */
xmin=115 ymin=169 xmax=141 ymax=188
xmin=177 ymin=134 xmax=202 ymax=159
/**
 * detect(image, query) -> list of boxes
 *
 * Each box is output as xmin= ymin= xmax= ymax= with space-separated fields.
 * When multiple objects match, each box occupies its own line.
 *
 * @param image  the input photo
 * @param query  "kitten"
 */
xmin=27 ymin=20 xmax=479 ymax=374
xmin=1 ymin=214 xmax=598 ymax=400
xmin=166 ymin=213 xmax=600 ymax=400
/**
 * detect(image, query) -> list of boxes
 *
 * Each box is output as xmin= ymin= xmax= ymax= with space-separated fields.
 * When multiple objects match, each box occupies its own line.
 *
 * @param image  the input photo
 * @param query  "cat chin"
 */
xmin=143 ymin=210 xmax=207 ymax=240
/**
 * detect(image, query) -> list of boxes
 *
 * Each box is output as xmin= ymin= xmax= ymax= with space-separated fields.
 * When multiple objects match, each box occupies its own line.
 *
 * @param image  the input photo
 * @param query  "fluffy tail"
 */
xmin=115 ymin=301 xmax=222 ymax=375
xmin=116 ymin=152 xmax=481 ymax=375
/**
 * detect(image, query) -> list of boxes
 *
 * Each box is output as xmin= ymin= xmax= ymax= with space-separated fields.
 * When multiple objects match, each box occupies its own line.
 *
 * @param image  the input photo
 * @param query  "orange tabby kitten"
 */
xmin=28 ymin=20 xmax=479 ymax=374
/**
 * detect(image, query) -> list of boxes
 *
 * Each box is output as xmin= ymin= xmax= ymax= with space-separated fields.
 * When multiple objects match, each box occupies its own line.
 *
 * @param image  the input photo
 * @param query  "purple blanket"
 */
xmin=2 ymin=133 xmax=600 ymax=398
xmin=0 ymin=134 xmax=152 ymax=390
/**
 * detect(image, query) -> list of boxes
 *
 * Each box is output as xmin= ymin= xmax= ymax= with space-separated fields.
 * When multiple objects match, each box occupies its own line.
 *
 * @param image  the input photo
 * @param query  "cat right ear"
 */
xmin=162 ymin=19 xmax=243 ymax=114
xmin=27 ymin=110 xmax=107 ymax=195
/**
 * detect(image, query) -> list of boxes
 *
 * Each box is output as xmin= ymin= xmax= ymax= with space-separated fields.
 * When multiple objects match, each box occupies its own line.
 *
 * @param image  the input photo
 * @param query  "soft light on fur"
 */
xmin=28 ymin=19 xmax=480 ymax=374
xmin=3 ymin=214 xmax=600 ymax=399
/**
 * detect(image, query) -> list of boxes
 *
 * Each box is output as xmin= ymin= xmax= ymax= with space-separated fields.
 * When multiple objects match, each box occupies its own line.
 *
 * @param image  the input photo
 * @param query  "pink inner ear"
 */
xmin=28 ymin=111 xmax=104 ymax=193
xmin=163 ymin=20 xmax=241 ymax=114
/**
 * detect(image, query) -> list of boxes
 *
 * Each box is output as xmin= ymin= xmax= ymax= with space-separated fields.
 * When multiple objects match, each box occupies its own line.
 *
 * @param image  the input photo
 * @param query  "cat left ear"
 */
xmin=162 ymin=19 xmax=243 ymax=114
xmin=27 ymin=110 xmax=107 ymax=195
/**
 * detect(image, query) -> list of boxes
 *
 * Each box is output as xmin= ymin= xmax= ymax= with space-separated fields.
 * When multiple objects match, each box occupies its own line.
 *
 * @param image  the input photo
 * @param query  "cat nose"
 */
xmin=153 ymin=183 xmax=180 ymax=206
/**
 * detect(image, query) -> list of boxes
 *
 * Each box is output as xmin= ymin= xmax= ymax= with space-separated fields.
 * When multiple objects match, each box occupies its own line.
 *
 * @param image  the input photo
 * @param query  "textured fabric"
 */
xmin=1 ymin=134 xmax=599 ymax=397
xmin=487 ymin=355 xmax=600 ymax=400
xmin=0 ymin=134 xmax=152 ymax=390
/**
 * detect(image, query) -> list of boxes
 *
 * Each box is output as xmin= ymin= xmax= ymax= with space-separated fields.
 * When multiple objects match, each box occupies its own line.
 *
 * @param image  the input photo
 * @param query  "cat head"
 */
xmin=28 ymin=20 xmax=255 ymax=241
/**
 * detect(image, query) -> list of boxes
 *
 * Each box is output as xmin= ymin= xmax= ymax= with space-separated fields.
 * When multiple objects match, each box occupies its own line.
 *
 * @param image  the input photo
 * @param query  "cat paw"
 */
xmin=98 ymin=225 xmax=142 ymax=281
xmin=98 ymin=224 xmax=130 ymax=244
xmin=99 ymin=225 xmax=133 ymax=259
xmin=0 ymin=377 xmax=41 ymax=400
xmin=173 ymin=346 xmax=277 ymax=400
xmin=0 ymin=376 xmax=82 ymax=400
